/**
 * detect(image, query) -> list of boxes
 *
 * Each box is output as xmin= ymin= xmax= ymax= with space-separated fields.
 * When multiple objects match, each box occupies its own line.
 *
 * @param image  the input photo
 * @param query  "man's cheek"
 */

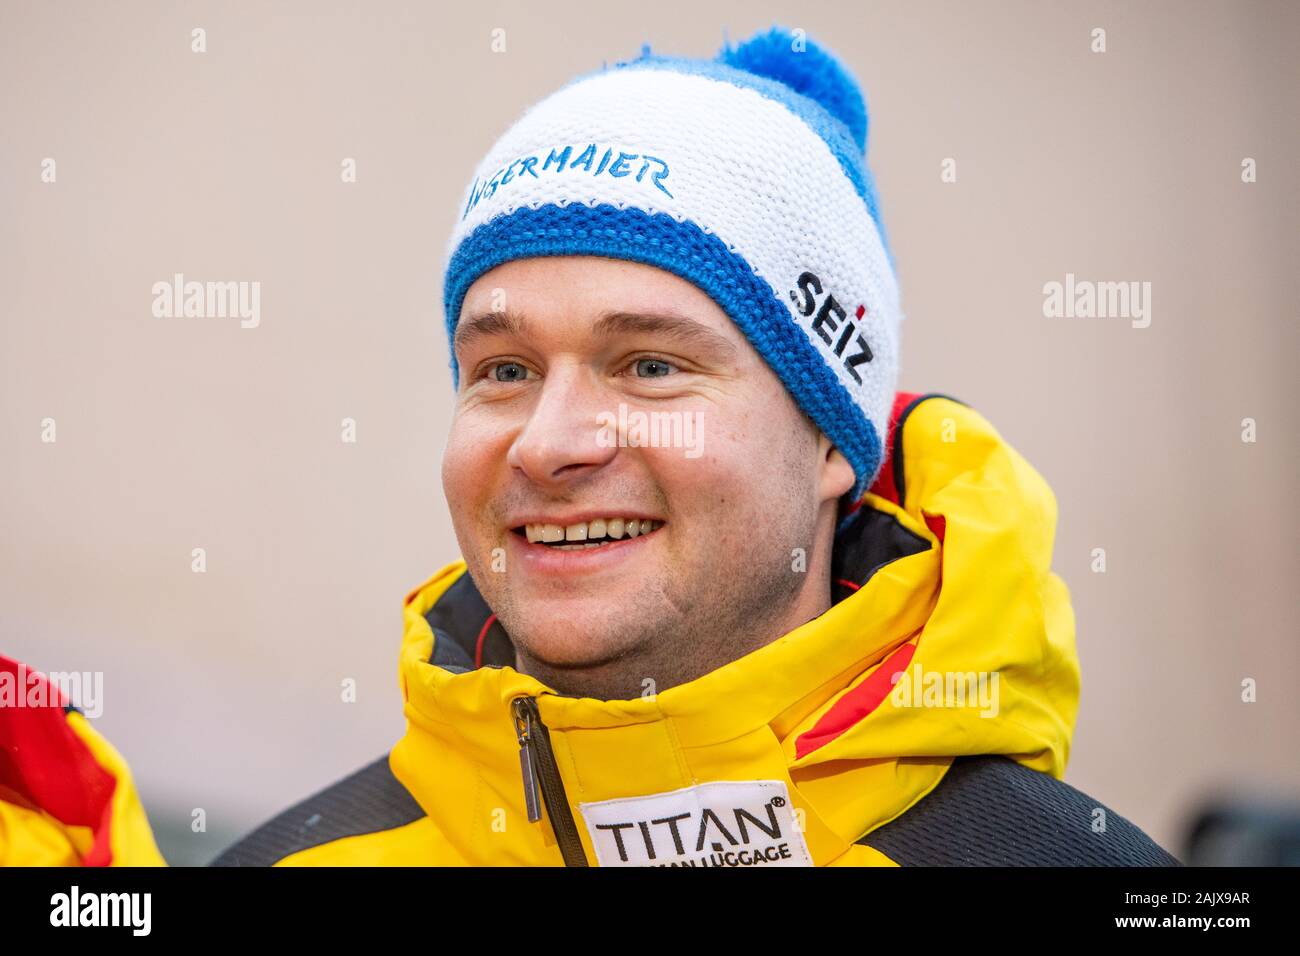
xmin=442 ymin=454 xmax=491 ymax=563
xmin=443 ymin=427 xmax=491 ymax=500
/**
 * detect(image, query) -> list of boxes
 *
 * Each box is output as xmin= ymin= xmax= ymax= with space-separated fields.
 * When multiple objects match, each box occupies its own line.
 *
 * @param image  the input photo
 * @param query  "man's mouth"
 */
xmin=511 ymin=517 xmax=665 ymax=552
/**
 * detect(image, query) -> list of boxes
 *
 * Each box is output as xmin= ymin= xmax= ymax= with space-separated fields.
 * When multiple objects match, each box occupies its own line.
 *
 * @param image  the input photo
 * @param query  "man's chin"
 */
xmin=510 ymin=631 xmax=644 ymax=673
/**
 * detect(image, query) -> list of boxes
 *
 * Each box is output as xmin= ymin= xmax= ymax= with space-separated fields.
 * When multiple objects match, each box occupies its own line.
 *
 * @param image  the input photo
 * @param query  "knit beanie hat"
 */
xmin=442 ymin=25 xmax=902 ymax=501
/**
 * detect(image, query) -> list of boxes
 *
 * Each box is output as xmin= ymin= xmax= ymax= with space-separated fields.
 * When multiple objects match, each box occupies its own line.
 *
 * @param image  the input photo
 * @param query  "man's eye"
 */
xmin=485 ymin=361 xmax=531 ymax=383
xmin=631 ymin=357 xmax=678 ymax=378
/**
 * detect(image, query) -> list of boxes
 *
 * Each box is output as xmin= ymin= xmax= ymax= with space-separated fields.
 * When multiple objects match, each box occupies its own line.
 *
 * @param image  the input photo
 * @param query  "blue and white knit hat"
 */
xmin=443 ymin=26 xmax=902 ymax=500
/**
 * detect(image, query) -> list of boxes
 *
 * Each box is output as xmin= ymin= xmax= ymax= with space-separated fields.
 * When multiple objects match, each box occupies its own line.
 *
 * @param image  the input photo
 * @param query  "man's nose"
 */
xmin=505 ymin=366 xmax=619 ymax=489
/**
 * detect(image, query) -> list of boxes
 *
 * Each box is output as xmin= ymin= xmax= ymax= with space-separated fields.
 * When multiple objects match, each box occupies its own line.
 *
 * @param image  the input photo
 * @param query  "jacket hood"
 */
xmin=390 ymin=392 xmax=1080 ymax=866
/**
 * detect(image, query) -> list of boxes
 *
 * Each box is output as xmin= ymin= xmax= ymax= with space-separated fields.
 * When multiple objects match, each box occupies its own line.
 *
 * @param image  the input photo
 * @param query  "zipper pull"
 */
xmin=509 ymin=694 xmax=589 ymax=866
xmin=512 ymin=696 xmax=542 ymax=823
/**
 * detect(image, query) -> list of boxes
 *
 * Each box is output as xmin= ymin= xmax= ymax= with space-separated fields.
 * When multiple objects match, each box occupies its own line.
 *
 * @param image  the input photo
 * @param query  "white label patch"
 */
xmin=579 ymin=780 xmax=813 ymax=867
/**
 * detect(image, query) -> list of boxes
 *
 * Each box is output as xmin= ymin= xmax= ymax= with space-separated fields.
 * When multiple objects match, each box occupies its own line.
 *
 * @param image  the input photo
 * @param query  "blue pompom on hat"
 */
xmin=444 ymin=24 xmax=903 ymax=502
xmin=719 ymin=26 xmax=868 ymax=153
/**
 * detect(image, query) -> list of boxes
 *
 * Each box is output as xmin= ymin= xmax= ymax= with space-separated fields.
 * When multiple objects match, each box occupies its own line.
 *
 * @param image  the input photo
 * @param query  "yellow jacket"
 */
xmin=0 ymin=393 xmax=1179 ymax=866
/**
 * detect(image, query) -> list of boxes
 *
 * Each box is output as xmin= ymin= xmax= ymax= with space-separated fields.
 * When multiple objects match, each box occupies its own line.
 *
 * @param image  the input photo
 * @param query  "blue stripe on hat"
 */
xmin=444 ymin=202 xmax=882 ymax=500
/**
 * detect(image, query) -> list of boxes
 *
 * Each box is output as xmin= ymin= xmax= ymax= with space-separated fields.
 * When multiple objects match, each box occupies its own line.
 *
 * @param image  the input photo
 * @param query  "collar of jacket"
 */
xmin=390 ymin=393 xmax=1081 ymax=866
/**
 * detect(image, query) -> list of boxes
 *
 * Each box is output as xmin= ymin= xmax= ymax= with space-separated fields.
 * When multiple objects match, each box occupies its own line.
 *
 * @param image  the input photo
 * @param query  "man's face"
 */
xmin=442 ymin=256 xmax=854 ymax=697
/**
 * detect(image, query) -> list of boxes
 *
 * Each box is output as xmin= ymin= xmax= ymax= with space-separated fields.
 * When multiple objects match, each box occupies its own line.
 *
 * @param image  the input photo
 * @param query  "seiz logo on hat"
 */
xmin=578 ymin=779 xmax=813 ymax=867
xmin=789 ymin=271 xmax=874 ymax=386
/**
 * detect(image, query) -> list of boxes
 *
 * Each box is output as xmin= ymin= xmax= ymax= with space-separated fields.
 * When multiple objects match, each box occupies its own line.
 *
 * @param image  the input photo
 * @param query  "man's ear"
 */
xmin=817 ymin=431 xmax=857 ymax=503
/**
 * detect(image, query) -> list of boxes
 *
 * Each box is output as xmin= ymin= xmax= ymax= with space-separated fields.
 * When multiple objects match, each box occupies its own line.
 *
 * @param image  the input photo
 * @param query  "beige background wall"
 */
xmin=2 ymin=0 xmax=1296 ymax=864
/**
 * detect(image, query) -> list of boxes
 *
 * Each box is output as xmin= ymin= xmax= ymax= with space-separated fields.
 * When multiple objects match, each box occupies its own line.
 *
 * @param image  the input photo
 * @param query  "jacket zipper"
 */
xmin=511 ymin=695 xmax=589 ymax=866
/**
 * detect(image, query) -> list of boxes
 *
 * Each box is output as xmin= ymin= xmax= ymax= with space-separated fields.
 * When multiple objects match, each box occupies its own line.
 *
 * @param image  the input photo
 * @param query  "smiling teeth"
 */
xmin=524 ymin=518 xmax=662 ymax=544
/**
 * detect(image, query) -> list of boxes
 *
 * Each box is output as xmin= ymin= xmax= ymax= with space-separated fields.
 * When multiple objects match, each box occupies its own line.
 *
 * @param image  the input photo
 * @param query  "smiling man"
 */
xmin=2 ymin=26 xmax=1180 ymax=869
xmin=223 ymin=25 xmax=1176 ymax=868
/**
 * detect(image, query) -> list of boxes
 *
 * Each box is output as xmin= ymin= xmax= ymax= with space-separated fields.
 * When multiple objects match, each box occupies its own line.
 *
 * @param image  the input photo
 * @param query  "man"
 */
xmin=1 ymin=27 xmax=1178 ymax=867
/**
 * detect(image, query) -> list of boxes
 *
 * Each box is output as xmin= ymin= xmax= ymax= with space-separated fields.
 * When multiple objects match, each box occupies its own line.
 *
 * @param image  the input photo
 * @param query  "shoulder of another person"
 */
xmin=857 ymin=754 xmax=1183 ymax=867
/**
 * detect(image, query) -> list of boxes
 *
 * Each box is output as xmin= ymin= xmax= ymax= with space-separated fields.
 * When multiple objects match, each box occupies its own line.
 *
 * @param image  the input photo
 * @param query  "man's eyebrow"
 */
xmin=591 ymin=310 xmax=739 ymax=361
xmin=453 ymin=308 xmax=526 ymax=356
xmin=453 ymin=307 xmax=740 ymax=362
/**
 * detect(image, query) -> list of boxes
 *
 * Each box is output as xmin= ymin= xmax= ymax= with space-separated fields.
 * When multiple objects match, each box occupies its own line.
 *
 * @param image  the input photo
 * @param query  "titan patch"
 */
xmin=578 ymin=780 xmax=814 ymax=868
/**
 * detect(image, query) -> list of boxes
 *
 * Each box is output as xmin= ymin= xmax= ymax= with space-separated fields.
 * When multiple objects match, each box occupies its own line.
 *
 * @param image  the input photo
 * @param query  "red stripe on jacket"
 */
xmin=794 ymin=642 xmax=918 ymax=760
